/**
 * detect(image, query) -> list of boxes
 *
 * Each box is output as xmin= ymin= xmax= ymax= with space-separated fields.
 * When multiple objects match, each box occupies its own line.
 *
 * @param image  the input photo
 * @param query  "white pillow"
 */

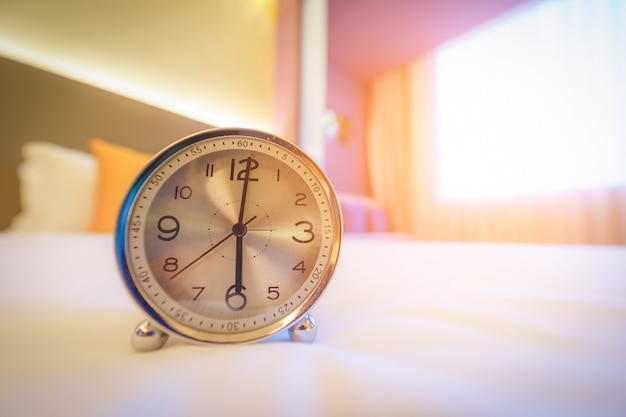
xmin=8 ymin=142 xmax=97 ymax=232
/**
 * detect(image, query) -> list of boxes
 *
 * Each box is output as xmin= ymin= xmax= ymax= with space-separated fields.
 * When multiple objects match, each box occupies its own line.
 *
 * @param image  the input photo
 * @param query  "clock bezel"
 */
xmin=115 ymin=128 xmax=343 ymax=344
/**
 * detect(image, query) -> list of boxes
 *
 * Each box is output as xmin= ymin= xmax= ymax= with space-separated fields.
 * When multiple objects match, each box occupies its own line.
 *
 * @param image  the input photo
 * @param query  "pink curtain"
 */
xmin=365 ymin=56 xmax=626 ymax=245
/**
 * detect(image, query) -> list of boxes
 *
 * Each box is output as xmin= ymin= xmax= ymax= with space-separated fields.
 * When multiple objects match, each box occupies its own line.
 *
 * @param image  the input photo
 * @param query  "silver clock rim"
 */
xmin=115 ymin=127 xmax=343 ymax=344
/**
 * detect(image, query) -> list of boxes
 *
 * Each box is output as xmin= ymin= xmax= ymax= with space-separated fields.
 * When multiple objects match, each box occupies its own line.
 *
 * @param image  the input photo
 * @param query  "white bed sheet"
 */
xmin=1 ymin=233 xmax=625 ymax=417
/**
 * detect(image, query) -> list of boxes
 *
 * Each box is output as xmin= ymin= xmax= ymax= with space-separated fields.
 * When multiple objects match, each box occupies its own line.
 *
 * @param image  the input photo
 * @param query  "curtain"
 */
xmin=365 ymin=54 xmax=626 ymax=245
xmin=365 ymin=66 xmax=413 ymax=233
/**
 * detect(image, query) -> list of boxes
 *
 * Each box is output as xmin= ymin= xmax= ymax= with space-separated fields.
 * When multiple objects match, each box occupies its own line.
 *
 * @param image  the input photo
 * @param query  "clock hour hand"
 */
xmin=226 ymin=217 xmax=248 ymax=311
xmin=234 ymin=229 xmax=245 ymax=293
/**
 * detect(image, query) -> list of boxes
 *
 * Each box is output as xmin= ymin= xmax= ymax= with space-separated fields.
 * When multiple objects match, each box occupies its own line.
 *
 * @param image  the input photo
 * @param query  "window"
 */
xmin=435 ymin=0 xmax=626 ymax=200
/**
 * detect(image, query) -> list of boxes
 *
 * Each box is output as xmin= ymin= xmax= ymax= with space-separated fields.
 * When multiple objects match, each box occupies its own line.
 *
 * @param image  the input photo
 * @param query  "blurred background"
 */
xmin=1 ymin=0 xmax=624 ymax=243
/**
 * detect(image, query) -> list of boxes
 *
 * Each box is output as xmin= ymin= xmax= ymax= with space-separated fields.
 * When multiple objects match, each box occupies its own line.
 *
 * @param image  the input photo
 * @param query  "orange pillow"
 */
xmin=89 ymin=138 xmax=152 ymax=233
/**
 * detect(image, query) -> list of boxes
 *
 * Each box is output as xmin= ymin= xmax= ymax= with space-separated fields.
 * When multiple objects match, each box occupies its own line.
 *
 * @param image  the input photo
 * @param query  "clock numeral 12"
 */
xmin=230 ymin=157 xmax=259 ymax=181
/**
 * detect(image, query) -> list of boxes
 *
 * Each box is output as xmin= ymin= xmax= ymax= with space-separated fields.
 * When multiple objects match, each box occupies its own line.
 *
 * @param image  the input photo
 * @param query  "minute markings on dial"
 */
xmin=168 ymin=215 xmax=258 ymax=280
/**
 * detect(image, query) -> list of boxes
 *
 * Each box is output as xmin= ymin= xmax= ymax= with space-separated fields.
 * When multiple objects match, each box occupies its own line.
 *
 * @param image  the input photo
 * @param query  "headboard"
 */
xmin=0 ymin=56 xmax=211 ymax=229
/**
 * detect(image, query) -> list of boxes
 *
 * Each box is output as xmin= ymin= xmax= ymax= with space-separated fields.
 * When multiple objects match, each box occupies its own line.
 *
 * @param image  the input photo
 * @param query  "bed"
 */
xmin=2 ymin=231 xmax=626 ymax=417
xmin=2 ymin=57 xmax=625 ymax=417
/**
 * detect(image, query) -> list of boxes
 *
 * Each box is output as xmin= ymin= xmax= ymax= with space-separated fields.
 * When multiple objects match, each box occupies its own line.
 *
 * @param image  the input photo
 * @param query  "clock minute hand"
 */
xmin=237 ymin=157 xmax=253 ymax=223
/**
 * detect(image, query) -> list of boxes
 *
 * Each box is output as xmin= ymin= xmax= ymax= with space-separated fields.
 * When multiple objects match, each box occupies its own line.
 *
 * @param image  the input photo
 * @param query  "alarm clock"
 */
xmin=115 ymin=128 xmax=343 ymax=350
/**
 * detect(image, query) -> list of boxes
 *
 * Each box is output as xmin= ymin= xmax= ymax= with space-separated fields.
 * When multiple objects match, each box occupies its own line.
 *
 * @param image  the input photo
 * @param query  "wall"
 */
xmin=0 ymin=0 xmax=278 ymax=130
xmin=0 ymin=57 xmax=211 ymax=229
xmin=324 ymin=59 xmax=370 ymax=196
xmin=0 ymin=0 xmax=307 ymax=229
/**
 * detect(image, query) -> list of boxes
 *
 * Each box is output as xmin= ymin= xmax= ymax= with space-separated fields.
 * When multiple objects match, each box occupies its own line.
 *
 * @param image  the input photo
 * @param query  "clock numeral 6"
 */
xmin=225 ymin=285 xmax=247 ymax=311
xmin=157 ymin=215 xmax=180 ymax=241
xmin=292 ymin=221 xmax=315 ymax=243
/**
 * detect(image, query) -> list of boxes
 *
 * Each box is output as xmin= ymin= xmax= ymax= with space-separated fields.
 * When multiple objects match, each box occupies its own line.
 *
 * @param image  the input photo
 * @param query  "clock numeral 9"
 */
xmin=157 ymin=215 xmax=180 ymax=241
xmin=292 ymin=221 xmax=315 ymax=243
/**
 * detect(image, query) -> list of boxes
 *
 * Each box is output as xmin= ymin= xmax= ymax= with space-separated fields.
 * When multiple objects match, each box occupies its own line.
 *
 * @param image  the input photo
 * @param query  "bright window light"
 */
xmin=435 ymin=0 xmax=626 ymax=200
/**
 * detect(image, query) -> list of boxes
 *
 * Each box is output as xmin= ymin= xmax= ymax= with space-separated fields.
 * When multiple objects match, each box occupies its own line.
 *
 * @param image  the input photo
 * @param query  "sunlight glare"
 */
xmin=435 ymin=0 xmax=626 ymax=200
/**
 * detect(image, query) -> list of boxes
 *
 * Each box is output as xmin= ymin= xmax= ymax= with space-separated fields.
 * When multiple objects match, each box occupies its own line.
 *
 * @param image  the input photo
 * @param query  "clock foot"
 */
xmin=288 ymin=314 xmax=317 ymax=343
xmin=131 ymin=319 xmax=169 ymax=352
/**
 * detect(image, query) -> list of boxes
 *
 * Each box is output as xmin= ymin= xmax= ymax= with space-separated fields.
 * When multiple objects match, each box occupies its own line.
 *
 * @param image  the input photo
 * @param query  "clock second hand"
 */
xmin=169 ymin=215 xmax=257 ymax=280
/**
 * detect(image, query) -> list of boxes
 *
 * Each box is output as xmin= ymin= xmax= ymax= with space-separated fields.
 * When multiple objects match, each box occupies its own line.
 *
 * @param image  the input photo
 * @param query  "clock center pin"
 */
xmin=232 ymin=222 xmax=248 ymax=237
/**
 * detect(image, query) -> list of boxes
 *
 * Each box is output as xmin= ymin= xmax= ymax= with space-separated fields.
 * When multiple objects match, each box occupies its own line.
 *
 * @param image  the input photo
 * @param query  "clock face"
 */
xmin=116 ymin=129 xmax=342 ymax=344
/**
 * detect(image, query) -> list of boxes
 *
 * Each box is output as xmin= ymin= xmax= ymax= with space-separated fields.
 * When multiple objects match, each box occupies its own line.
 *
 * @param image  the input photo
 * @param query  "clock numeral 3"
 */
xmin=292 ymin=221 xmax=315 ymax=243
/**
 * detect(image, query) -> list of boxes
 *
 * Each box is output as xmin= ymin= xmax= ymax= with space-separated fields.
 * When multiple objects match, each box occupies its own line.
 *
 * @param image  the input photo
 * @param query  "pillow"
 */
xmin=8 ymin=142 xmax=97 ymax=232
xmin=88 ymin=138 xmax=152 ymax=233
